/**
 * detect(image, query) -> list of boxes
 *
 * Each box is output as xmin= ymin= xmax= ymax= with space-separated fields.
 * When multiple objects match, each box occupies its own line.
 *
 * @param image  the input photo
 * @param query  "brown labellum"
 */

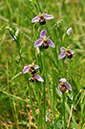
xmin=30 ymin=76 xmax=36 ymax=82
xmin=60 ymin=84 xmax=67 ymax=92
xmin=29 ymin=67 xmax=36 ymax=74
xmin=66 ymin=51 xmax=73 ymax=59
xmin=39 ymin=17 xmax=46 ymax=25
xmin=42 ymin=41 xmax=49 ymax=49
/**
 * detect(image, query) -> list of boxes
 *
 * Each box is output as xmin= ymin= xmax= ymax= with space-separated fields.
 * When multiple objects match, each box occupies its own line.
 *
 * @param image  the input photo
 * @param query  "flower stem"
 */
xmin=36 ymin=0 xmax=42 ymax=13
xmin=27 ymin=79 xmax=38 ymax=127
xmin=67 ymin=59 xmax=71 ymax=82
xmin=42 ymin=51 xmax=46 ymax=128
xmin=42 ymin=50 xmax=52 ymax=128
xmin=63 ymin=92 xmax=66 ymax=129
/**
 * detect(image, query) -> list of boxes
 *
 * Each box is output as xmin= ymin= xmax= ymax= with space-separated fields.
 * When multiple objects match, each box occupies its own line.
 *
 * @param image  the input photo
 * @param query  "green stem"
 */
xmin=42 ymin=50 xmax=53 ymax=128
xmin=42 ymin=51 xmax=46 ymax=128
xmin=27 ymin=79 xmax=38 ymax=127
xmin=52 ymin=82 xmax=56 ymax=128
xmin=67 ymin=59 xmax=71 ymax=82
xmin=36 ymin=0 xmax=42 ymax=13
xmin=63 ymin=92 xmax=66 ymax=129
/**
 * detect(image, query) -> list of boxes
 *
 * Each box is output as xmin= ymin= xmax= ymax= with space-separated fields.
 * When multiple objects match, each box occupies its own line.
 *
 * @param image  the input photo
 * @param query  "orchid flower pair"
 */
xmin=32 ymin=13 xmax=55 ymax=49
xmin=23 ymin=63 xmax=44 ymax=82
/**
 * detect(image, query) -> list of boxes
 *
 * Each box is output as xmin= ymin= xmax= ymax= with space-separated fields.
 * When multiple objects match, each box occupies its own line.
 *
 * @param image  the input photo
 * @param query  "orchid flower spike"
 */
xmin=23 ymin=62 xmax=39 ymax=74
xmin=58 ymin=78 xmax=72 ymax=95
xmin=58 ymin=47 xmax=74 ymax=59
xmin=29 ymin=74 xmax=44 ymax=82
xmin=23 ymin=62 xmax=44 ymax=83
xmin=32 ymin=13 xmax=54 ymax=25
xmin=34 ymin=29 xmax=55 ymax=49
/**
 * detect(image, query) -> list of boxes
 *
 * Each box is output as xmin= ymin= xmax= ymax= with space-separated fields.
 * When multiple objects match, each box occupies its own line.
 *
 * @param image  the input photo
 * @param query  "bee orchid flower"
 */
xmin=23 ymin=64 xmax=39 ymax=74
xmin=32 ymin=13 xmax=54 ymax=25
xmin=34 ymin=29 xmax=55 ymax=49
xmin=58 ymin=78 xmax=72 ymax=95
xmin=58 ymin=47 xmax=74 ymax=59
xmin=29 ymin=74 xmax=44 ymax=82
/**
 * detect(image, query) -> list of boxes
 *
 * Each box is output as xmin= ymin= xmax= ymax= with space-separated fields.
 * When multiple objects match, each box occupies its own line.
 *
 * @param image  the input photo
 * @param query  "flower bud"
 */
xmin=66 ymin=27 xmax=72 ymax=35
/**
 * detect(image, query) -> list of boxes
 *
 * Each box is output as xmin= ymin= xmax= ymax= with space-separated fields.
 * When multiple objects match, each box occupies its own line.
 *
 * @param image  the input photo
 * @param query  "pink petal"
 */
xmin=32 ymin=15 xmax=39 ymax=23
xmin=58 ymin=84 xmax=62 ymax=95
xmin=36 ymin=74 xmax=44 ymax=82
xmin=60 ymin=47 xmax=66 ymax=52
xmin=29 ymin=77 xmax=32 ymax=81
xmin=43 ymin=13 xmax=54 ymax=20
xmin=34 ymin=38 xmax=43 ymax=47
xmin=23 ymin=66 xmax=29 ymax=74
xmin=59 ymin=78 xmax=66 ymax=83
xmin=40 ymin=29 xmax=46 ymax=39
xmin=33 ymin=65 xmax=39 ymax=70
xmin=47 ymin=38 xmax=55 ymax=48
xmin=66 ymin=27 xmax=72 ymax=35
xmin=58 ymin=51 xmax=66 ymax=59
xmin=69 ymin=50 xmax=74 ymax=54
xmin=65 ymin=82 xmax=72 ymax=91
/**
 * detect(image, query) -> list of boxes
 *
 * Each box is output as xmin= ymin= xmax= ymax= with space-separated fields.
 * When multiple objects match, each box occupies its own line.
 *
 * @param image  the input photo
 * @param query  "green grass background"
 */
xmin=0 ymin=0 xmax=85 ymax=128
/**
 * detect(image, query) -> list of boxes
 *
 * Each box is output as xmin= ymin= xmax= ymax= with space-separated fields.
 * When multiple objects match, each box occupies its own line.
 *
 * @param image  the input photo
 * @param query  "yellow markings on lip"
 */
xmin=43 ymin=38 xmax=47 ymax=42
xmin=66 ymin=48 xmax=69 ymax=52
xmin=29 ymin=64 xmax=33 ymax=68
xmin=39 ymin=14 xmax=44 ymax=17
xmin=61 ymin=82 xmax=64 ymax=85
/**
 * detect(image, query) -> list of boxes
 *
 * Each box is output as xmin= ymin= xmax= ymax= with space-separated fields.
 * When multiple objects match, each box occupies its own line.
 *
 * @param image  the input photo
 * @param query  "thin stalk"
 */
xmin=27 ymin=80 xmax=38 ymax=127
xmin=36 ymin=83 xmax=43 ymax=129
xmin=67 ymin=59 xmax=71 ymax=82
xmin=52 ymin=83 xmax=56 ymax=128
xmin=80 ymin=91 xmax=85 ymax=129
xmin=42 ymin=51 xmax=46 ymax=128
xmin=42 ymin=51 xmax=52 ymax=103
xmin=63 ymin=92 xmax=66 ymax=129
xmin=42 ymin=50 xmax=53 ymax=128
xmin=62 ymin=0 xmax=65 ymax=15
xmin=36 ymin=0 xmax=42 ymax=13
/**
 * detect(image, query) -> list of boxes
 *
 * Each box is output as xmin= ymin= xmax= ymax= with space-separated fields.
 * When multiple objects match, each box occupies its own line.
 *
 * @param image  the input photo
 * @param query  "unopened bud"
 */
xmin=66 ymin=27 xmax=72 ymax=35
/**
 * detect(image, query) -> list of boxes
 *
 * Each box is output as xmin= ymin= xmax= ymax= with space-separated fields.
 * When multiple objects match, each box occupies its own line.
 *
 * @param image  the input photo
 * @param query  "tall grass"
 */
xmin=0 ymin=0 xmax=85 ymax=128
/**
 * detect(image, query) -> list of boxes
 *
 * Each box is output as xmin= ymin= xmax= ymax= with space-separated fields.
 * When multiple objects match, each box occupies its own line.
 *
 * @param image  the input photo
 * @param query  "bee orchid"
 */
xmin=58 ymin=47 xmax=74 ymax=59
xmin=58 ymin=78 xmax=72 ymax=95
xmin=23 ymin=65 xmax=39 ymax=74
xmin=34 ymin=29 xmax=55 ymax=49
xmin=32 ymin=13 xmax=54 ymax=25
